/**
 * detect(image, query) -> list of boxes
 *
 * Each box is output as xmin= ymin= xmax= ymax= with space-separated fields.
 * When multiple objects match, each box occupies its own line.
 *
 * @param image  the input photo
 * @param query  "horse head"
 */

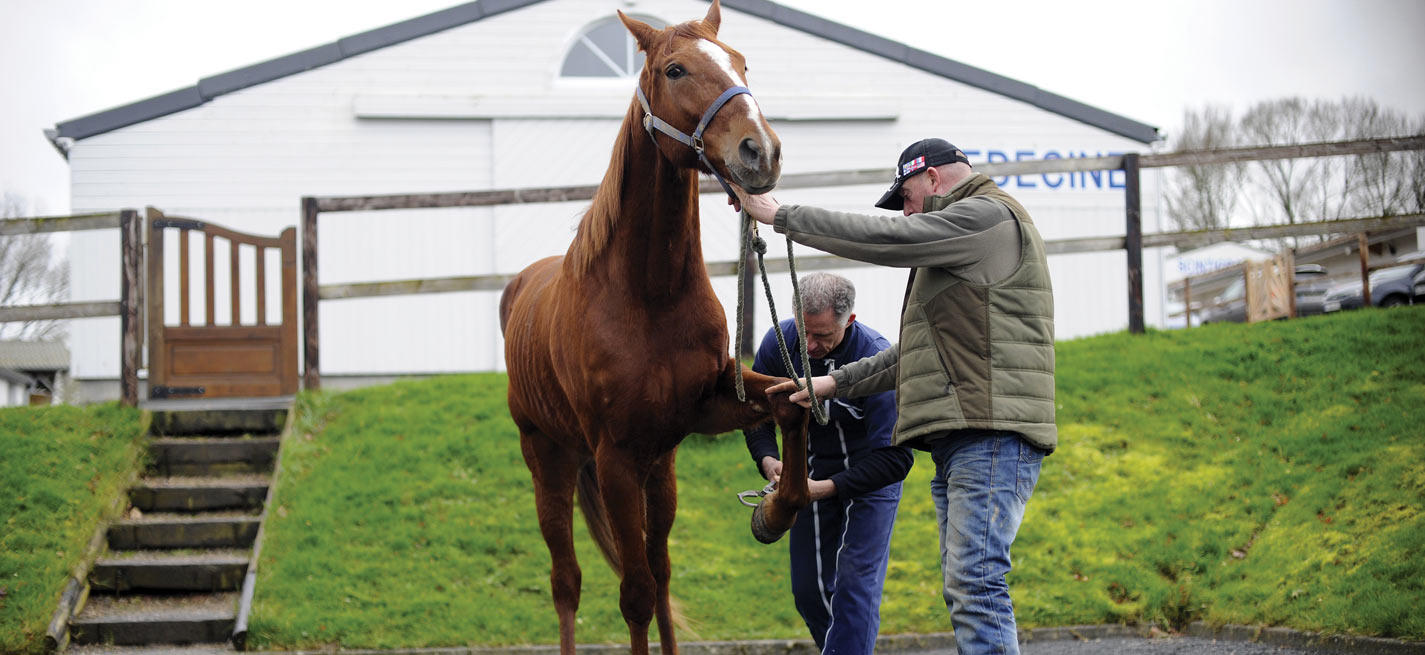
xmin=619 ymin=0 xmax=781 ymax=194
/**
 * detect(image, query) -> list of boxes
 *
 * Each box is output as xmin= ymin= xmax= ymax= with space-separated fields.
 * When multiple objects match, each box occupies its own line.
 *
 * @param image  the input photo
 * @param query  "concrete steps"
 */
xmin=129 ymin=475 xmax=270 ymax=513
xmin=107 ymin=513 xmax=261 ymax=550
xmin=145 ymin=438 xmax=279 ymax=477
xmin=60 ymin=400 xmax=288 ymax=650
xmin=69 ymin=593 xmax=238 ymax=646
xmin=90 ymin=550 xmax=250 ymax=593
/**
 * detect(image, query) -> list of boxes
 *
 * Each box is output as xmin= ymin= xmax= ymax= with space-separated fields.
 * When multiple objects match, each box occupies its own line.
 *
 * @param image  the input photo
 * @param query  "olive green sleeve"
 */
xmin=829 ymin=345 xmax=899 ymax=398
xmin=773 ymin=197 xmax=1022 ymax=285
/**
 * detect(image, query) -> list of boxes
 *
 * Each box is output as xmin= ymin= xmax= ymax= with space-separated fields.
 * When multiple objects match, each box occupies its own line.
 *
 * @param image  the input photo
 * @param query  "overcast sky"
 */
xmin=2 ymin=0 xmax=1423 ymax=216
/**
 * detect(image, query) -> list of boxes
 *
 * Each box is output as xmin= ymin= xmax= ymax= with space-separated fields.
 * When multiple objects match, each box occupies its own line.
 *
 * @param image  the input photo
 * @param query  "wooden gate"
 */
xmin=146 ymin=208 xmax=298 ymax=399
xmin=1245 ymin=253 xmax=1294 ymax=323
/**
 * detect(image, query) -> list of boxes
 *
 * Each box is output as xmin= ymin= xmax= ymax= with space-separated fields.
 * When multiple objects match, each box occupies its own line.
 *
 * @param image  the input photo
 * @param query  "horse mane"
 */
xmin=567 ymin=99 xmax=642 ymax=274
xmin=566 ymin=21 xmax=714 ymax=274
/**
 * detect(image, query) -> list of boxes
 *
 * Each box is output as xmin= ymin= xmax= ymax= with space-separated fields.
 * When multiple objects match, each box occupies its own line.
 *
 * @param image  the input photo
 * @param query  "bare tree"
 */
xmin=1342 ymin=98 xmax=1419 ymax=218
xmin=1299 ymin=98 xmax=1353 ymax=223
xmin=1164 ymin=104 xmax=1244 ymax=231
xmin=1240 ymin=97 xmax=1327 ymax=227
xmin=1 ymin=192 xmax=70 ymax=340
xmin=1412 ymin=114 xmax=1425 ymax=214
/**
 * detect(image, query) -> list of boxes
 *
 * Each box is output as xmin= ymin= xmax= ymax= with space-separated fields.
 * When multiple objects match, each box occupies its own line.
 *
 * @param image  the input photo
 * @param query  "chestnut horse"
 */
xmin=499 ymin=2 xmax=807 ymax=653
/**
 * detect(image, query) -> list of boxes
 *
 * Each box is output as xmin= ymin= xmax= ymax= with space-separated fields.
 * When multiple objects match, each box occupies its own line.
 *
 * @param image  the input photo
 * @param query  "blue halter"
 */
xmin=636 ymin=84 xmax=752 ymax=201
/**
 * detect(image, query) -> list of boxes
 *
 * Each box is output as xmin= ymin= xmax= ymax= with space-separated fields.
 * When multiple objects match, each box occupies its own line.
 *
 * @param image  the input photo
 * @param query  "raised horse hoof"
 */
xmin=750 ymin=496 xmax=791 ymax=544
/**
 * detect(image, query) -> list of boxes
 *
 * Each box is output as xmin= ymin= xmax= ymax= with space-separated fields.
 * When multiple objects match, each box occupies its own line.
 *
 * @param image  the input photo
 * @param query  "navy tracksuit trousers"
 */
xmin=790 ymin=478 xmax=901 ymax=653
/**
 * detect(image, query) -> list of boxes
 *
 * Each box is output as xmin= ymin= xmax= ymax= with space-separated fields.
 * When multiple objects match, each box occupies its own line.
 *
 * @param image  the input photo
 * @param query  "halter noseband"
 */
xmin=636 ymin=84 xmax=752 ymax=201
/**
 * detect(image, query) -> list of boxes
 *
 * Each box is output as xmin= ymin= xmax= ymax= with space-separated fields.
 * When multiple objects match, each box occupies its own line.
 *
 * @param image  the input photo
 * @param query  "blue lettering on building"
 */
xmin=958 ymin=148 xmax=1127 ymax=191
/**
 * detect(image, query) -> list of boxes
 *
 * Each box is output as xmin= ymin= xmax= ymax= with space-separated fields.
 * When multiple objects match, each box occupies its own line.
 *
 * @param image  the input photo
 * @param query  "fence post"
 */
xmin=1182 ymin=276 xmax=1193 ymax=327
xmin=302 ymin=197 xmax=320 ymax=390
xmin=1285 ymin=249 xmax=1298 ymax=319
xmin=1123 ymin=153 xmax=1144 ymax=333
xmin=1357 ymin=233 xmax=1372 ymax=307
xmin=119 ymin=209 xmax=141 ymax=407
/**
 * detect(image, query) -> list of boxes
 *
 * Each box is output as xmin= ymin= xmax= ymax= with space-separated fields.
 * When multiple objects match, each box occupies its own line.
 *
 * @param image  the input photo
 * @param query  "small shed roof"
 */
xmin=49 ymin=0 xmax=1160 ymax=148
xmin=0 ymin=341 xmax=71 ymax=372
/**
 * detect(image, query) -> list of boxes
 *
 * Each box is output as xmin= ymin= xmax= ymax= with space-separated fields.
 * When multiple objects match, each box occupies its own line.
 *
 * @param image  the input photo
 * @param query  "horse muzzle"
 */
xmin=725 ymin=135 xmax=781 ymax=195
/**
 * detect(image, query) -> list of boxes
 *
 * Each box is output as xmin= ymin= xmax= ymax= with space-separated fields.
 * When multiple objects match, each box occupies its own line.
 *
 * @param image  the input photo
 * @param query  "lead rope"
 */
xmin=733 ymin=208 xmax=828 ymax=508
xmin=732 ymin=208 xmax=829 ymax=428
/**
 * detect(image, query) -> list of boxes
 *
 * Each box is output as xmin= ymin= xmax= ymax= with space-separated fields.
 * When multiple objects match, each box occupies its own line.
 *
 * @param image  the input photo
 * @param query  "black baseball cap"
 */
xmin=874 ymin=138 xmax=971 ymax=211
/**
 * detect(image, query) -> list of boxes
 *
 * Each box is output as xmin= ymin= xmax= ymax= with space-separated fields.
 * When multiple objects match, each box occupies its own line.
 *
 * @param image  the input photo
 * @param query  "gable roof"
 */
xmin=49 ymin=0 xmax=1159 ymax=148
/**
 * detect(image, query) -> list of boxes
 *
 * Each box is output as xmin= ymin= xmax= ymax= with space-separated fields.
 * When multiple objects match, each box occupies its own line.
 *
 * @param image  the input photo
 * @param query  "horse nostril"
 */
xmin=739 ymin=138 xmax=763 ymax=167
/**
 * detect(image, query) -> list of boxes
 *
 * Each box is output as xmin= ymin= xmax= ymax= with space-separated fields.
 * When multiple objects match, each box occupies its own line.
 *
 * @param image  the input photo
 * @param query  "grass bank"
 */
xmin=248 ymin=307 xmax=1424 ymax=648
xmin=0 ymin=403 xmax=147 ymax=654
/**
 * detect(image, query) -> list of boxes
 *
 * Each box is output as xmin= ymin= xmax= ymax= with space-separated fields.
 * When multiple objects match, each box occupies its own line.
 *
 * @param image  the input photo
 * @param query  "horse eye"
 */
xmin=665 ymin=64 xmax=686 ymax=79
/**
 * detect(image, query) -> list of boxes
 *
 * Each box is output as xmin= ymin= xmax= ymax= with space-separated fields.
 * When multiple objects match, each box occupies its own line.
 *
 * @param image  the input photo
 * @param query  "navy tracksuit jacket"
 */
xmin=745 ymin=319 xmax=911 ymax=654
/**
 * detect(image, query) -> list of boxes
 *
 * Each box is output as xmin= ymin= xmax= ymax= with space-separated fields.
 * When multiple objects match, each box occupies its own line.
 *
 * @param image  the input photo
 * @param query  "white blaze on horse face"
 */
xmin=695 ymin=39 xmax=772 ymax=151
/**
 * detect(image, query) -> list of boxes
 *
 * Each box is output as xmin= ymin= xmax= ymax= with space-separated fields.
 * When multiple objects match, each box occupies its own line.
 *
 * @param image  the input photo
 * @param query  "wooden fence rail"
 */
xmin=0 ymin=211 xmax=122 ymax=235
xmin=0 ymin=210 xmax=142 ymax=406
xmin=315 ymin=213 xmax=1425 ymax=303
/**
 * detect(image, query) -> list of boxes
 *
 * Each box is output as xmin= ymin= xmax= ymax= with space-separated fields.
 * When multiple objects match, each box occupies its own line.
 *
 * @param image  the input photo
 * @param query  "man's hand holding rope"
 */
xmin=767 ymin=374 xmax=836 ymax=408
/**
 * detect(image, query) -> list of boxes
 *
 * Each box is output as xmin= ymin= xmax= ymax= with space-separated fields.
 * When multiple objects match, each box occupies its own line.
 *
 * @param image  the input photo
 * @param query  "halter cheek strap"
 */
xmin=636 ymin=84 xmax=752 ymax=201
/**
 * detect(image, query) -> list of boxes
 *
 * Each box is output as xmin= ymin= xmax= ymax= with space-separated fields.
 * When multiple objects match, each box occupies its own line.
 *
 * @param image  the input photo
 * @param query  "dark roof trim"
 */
xmin=51 ymin=0 xmax=1158 ymax=144
xmin=0 ymin=368 xmax=33 ymax=386
xmin=720 ymin=0 xmax=1159 ymax=143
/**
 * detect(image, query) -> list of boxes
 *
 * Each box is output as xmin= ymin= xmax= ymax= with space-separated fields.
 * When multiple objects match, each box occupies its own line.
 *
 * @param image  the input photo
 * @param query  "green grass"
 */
xmin=0 ymin=403 xmax=147 ymax=654
xmin=239 ymin=306 xmax=1421 ymax=647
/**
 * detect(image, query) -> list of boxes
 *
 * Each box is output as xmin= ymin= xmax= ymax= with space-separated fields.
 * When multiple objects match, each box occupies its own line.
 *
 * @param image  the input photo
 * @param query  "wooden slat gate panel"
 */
xmin=146 ymin=208 xmax=298 ymax=399
xmin=1245 ymin=253 xmax=1294 ymax=323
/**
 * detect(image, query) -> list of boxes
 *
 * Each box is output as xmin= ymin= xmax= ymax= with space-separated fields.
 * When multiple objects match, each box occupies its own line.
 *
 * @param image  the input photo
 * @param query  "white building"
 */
xmin=50 ymin=0 xmax=1162 ymax=401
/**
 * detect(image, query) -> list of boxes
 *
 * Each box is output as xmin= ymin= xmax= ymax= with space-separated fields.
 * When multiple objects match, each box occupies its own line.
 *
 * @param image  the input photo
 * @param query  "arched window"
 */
xmin=560 ymin=15 xmax=667 ymax=78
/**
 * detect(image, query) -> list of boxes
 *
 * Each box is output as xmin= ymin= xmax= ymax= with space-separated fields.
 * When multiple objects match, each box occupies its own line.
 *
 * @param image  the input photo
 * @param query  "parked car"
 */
xmin=1201 ymin=264 xmax=1331 ymax=323
xmin=1322 ymin=261 xmax=1425 ymax=313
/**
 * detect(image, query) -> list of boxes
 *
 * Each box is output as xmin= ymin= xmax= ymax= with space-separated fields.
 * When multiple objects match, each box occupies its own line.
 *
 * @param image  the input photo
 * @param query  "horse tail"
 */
xmin=575 ymin=461 xmax=620 ymax=572
xmin=574 ymin=461 xmax=696 ymax=637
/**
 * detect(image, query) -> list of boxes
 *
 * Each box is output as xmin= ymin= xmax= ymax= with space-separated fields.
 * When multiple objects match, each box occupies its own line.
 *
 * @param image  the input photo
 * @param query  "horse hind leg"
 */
xmin=519 ymin=429 xmax=583 ymax=655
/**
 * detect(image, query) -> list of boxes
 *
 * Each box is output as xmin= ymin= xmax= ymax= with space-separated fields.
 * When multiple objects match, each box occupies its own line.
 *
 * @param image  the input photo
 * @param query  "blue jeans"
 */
xmin=930 ymin=430 xmax=1045 ymax=655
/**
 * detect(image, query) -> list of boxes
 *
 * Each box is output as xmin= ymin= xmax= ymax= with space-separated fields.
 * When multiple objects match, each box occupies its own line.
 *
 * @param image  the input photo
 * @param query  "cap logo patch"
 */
xmin=901 ymin=156 xmax=926 ymax=178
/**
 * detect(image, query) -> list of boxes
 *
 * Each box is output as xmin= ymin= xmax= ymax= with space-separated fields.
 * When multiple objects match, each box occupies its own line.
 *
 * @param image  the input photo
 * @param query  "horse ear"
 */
xmin=703 ymin=0 xmax=722 ymax=34
xmin=618 ymin=10 xmax=659 ymax=52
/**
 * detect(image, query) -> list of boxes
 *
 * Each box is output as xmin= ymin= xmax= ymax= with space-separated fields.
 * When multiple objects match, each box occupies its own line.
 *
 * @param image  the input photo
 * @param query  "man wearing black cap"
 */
xmin=733 ymin=138 xmax=1056 ymax=655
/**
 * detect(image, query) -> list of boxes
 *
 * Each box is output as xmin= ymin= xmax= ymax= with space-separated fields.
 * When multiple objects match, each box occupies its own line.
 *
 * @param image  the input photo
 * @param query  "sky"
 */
xmin=2 ymin=0 xmax=1423 ymax=217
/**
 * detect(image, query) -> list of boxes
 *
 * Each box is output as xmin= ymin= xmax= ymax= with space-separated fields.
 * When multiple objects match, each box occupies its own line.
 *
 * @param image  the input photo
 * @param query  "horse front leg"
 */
xmin=749 ymin=388 xmax=808 ymax=544
xmin=595 ymin=444 xmax=657 ymax=655
xmin=645 ymin=450 xmax=681 ymax=655
xmin=692 ymin=359 xmax=811 ymax=544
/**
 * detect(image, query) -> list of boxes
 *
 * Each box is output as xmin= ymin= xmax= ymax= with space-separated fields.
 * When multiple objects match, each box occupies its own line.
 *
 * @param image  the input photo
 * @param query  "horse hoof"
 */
xmin=750 ymin=500 xmax=788 ymax=544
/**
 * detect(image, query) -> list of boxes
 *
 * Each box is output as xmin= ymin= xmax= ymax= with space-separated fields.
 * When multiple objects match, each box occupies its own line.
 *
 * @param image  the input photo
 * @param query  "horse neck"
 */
xmin=572 ymin=102 xmax=706 ymax=301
